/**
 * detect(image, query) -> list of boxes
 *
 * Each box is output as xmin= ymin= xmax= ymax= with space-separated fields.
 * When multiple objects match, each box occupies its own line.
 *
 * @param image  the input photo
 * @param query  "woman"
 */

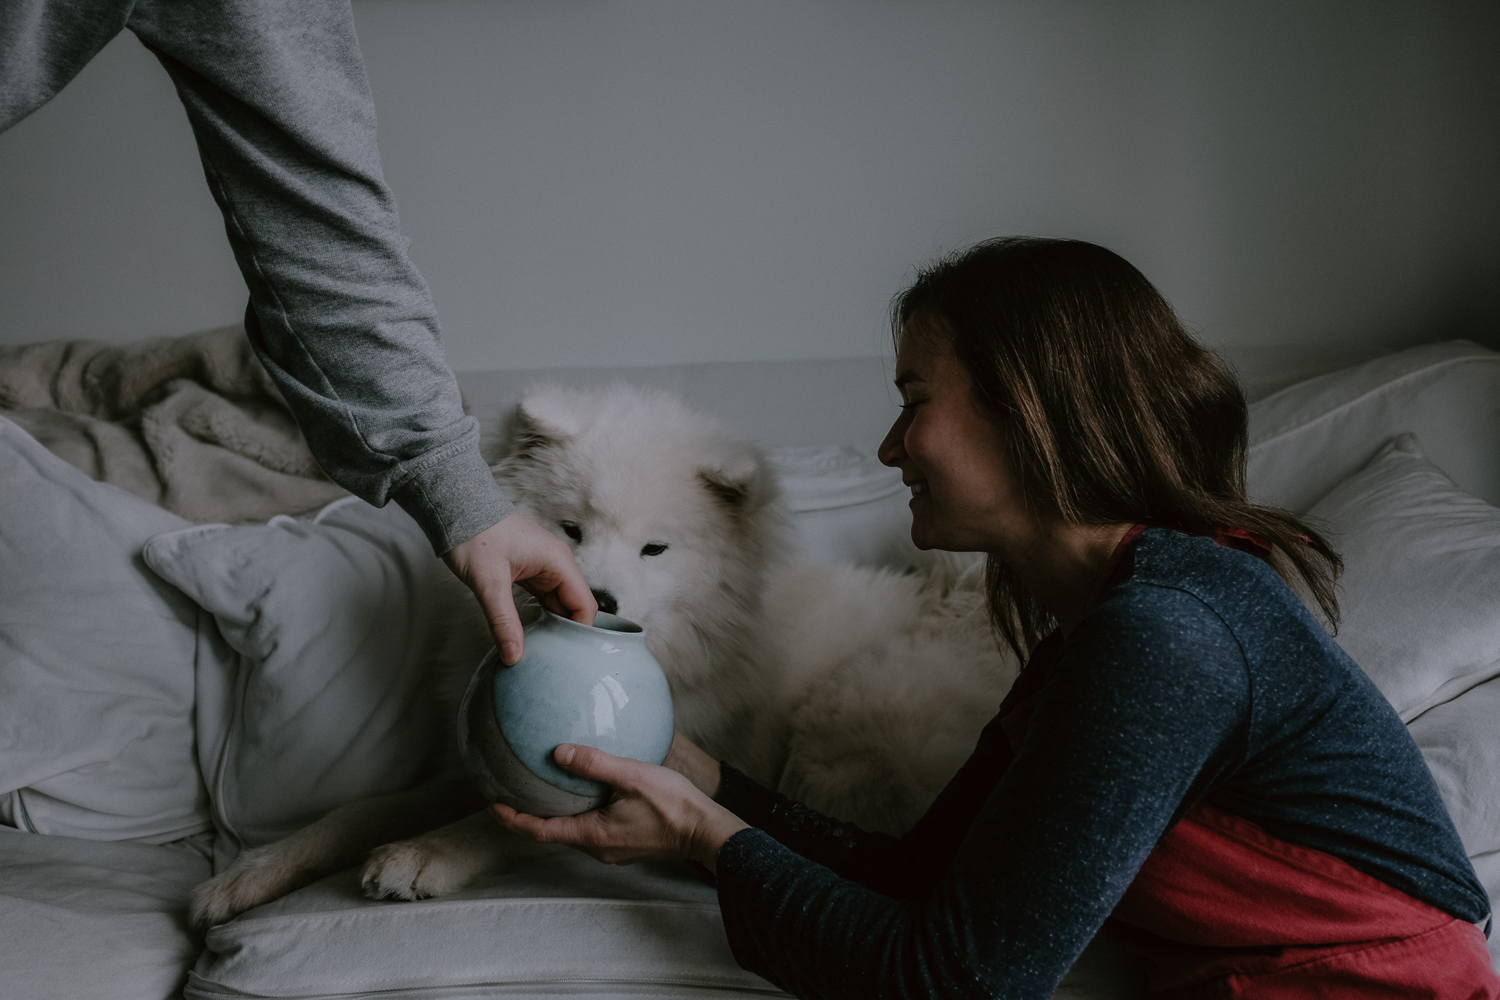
xmin=494 ymin=238 xmax=1497 ymax=998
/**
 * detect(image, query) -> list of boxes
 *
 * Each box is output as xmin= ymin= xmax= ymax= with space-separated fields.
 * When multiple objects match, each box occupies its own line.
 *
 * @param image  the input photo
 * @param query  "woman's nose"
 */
xmin=877 ymin=413 xmax=906 ymax=468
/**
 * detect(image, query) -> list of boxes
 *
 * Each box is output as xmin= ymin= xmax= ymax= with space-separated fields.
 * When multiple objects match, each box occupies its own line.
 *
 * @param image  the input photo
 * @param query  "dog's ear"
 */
xmin=698 ymin=447 xmax=775 ymax=512
xmin=511 ymin=390 xmax=583 ymax=453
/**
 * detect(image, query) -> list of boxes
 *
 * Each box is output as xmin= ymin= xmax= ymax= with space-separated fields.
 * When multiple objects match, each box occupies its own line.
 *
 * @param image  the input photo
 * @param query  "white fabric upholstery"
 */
xmin=0 ymin=415 xmax=209 ymax=844
xmin=1471 ymin=849 xmax=1500 ymax=966
xmin=457 ymin=342 xmax=1391 ymax=464
xmin=142 ymin=498 xmax=451 ymax=870
xmin=0 ymin=827 xmax=209 ymax=1000
xmin=1306 ymin=433 xmax=1500 ymax=720
xmin=1245 ymin=340 xmax=1500 ymax=512
xmin=768 ymin=444 xmax=915 ymax=568
xmin=1409 ymin=676 xmax=1500 ymax=966
xmin=1409 ymin=675 xmax=1500 ymax=864
xmin=185 ymin=847 xmax=1140 ymax=1000
xmin=186 ymin=851 xmax=781 ymax=1000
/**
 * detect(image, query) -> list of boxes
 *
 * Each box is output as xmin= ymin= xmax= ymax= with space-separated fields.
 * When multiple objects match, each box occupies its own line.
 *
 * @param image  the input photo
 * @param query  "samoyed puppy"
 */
xmin=189 ymin=386 xmax=1017 ymax=927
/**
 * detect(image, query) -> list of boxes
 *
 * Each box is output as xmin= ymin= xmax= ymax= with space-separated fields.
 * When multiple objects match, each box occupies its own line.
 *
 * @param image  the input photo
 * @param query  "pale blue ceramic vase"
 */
xmin=457 ymin=611 xmax=674 ymax=817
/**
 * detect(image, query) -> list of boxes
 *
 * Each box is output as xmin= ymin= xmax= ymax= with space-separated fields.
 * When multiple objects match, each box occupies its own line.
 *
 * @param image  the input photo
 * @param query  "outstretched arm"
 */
xmin=496 ymin=593 xmax=1251 ymax=999
xmin=126 ymin=0 xmax=502 ymax=554
xmin=710 ymin=714 xmax=1018 ymax=900
xmin=121 ymin=1 xmax=594 ymax=653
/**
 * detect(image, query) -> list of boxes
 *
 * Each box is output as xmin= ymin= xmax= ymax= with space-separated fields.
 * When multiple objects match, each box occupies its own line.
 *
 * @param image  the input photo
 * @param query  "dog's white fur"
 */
xmin=190 ymin=386 xmax=1018 ymax=928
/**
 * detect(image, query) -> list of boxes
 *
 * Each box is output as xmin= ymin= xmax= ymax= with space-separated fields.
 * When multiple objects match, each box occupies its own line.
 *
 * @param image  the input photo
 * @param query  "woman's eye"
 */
xmin=560 ymin=521 xmax=582 ymax=542
xmin=640 ymin=542 xmax=668 ymax=557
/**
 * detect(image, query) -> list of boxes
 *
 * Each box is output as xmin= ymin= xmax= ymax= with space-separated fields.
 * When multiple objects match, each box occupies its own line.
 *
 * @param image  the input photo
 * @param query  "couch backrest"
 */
xmin=457 ymin=342 xmax=1393 ymax=462
xmin=1245 ymin=341 xmax=1500 ymax=512
xmin=459 ymin=341 xmax=1500 ymax=517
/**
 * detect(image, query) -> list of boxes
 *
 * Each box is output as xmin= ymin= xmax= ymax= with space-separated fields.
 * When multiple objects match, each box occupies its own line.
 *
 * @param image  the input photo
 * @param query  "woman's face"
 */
xmin=878 ymin=328 xmax=1030 ymax=553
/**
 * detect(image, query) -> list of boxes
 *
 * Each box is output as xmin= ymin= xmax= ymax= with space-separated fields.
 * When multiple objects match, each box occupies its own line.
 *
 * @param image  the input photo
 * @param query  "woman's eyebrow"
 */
xmin=893 ymin=370 xmax=924 ymax=388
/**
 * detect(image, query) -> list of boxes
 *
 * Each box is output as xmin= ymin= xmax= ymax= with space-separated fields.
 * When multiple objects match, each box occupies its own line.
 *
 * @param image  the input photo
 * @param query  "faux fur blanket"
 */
xmin=0 ymin=325 xmax=347 ymax=523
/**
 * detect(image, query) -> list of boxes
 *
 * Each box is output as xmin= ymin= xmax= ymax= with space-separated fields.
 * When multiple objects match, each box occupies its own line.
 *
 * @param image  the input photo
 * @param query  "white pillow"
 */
xmin=0 ymin=415 xmax=209 ymax=843
xmin=769 ymin=445 xmax=918 ymax=570
xmin=143 ymin=497 xmax=453 ymax=870
xmin=1306 ymin=433 xmax=1500 ymax=721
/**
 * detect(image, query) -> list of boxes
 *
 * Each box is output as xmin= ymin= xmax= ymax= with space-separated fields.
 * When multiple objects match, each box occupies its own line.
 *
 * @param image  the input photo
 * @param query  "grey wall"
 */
xmin=1 ymin=1 xmax=1495 ymax=371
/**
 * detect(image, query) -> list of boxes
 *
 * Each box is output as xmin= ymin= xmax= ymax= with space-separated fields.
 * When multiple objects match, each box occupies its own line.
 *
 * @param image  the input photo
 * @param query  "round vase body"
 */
xmin=457 ymin=611 xmax=674 ymax=817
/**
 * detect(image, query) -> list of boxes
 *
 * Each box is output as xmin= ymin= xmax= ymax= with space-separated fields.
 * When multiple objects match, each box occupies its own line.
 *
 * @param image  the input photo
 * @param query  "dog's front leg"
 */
xmin=361 ymin=808 xmax=554 ymax=901
xmin=190 ymin=775 xmax=481 ymax=930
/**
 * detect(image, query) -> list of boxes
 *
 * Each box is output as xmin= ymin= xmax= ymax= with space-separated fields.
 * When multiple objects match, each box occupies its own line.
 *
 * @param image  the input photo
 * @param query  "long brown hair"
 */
xmin=892 ymin=237 xmax=1341 ymax=658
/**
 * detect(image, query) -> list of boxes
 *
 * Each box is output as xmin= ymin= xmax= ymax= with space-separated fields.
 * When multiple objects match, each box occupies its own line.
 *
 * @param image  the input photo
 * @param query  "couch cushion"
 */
xmin=1470 ymin=848 xmax=1500 ymax=967
xmin=0 ymin=415 xmax=210 ymax=843
xmin=0 ymin=827 xmax=210 ymax=1000
xmin=1409 ymin=677 xmax=1500 ymax=967
xmin=187 ymin=850 xmax=785 ymax=1000
xmin=1409 ymin=675 xmax=1500 ymax=863
xmin=142 ymin=497 xmax=452 ymax=870
xmin=1305 ymin=433 xmax=1500 ymax=720
xmin=186 ymin=846 xmax=1140 ymax=999
xmin=769 ymin=445 xmax=916 ymax=569
xmin=1246 ymin=341 xmax=1500 ymax=513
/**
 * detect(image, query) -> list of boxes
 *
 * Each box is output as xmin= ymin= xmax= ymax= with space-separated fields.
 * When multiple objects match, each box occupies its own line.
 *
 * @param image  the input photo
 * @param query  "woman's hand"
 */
xmin=492 ymin=743 xmax=748 ymax=872
xmin=661 ymin=731 xmax=723 ymax=799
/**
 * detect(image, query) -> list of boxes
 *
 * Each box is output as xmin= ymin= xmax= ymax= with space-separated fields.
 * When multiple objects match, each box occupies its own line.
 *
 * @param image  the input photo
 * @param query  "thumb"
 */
xmin=554 ymin=744 xmax=635 ymax=786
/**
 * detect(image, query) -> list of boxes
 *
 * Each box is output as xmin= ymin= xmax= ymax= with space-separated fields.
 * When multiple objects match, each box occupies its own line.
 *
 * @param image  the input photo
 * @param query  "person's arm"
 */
xmin=656 ymin=691 xmax=1022 ymax=902
xmin=120 ymin=1 xmax=594 ymax=655
xmin=711 ymin=588 xmax=1251 ymax=999
xmin=0 ymin=2 xmax=134 ymax=132
xmin=497 ymin=588 xmax=1250 ymax=998
xmin=711 ymin=710 xmax=1017 ymax=900
xmin=124 ymin=0 xmax=498 ymax=554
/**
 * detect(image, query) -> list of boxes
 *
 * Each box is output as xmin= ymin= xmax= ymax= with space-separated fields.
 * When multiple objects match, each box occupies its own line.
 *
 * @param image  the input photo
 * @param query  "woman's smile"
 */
xmin=877 ymin=324 xmax=1027 ymax=554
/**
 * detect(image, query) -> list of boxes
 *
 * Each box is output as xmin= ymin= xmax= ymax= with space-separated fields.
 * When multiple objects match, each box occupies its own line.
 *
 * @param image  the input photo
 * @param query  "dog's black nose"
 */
xmin=590 ymin=588 xmax=618 ymax=616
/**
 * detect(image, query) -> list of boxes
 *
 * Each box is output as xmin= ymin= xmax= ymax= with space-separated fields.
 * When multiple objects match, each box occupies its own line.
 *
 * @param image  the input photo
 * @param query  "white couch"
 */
xmin=2 ymin=340 xmax=1497 ymax=999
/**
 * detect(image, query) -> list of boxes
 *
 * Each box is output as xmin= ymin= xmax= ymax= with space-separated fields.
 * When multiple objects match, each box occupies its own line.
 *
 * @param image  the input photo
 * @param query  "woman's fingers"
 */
xmin=551 ymin=744 xmax=645 ymax=788
xmin=491 ymin=803 xmax=591 ymax=844
xmin=490 ymin=755 xmax=747 ymax=871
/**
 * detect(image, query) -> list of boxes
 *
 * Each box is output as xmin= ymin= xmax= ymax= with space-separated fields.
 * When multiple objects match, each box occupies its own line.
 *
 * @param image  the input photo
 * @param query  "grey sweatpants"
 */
xmin=0 ymin=0 xmax=513 ymax=553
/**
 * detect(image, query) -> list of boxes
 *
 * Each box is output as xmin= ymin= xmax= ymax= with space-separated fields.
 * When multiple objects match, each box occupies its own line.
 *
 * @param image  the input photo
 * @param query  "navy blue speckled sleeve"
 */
xmin=713 ymin=710 xmax=1017 ymax=901
xmin=713 ymin=585 xmax=1253 ymax=999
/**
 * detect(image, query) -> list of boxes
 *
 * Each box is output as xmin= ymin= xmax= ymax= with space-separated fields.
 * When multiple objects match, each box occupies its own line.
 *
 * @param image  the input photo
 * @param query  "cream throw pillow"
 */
xmin=1307 ymin=432 xmax=1500 ymax=721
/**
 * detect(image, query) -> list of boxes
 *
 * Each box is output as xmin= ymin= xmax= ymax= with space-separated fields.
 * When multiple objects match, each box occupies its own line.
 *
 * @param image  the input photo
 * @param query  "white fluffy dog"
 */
xmin=190 ymin=386 xmax=1017 ymax=928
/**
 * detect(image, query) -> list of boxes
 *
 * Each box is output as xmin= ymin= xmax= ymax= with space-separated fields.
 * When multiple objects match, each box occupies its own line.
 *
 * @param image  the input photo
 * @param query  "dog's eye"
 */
xmin=560 ymin=521 xmax=582 ymax=542
xmin=640 ymin=542 xmax=668 ymax=557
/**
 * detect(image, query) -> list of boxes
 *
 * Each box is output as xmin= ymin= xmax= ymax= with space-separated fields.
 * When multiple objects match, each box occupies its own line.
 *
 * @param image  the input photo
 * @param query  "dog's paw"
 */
xmin=189 ymin=852 xmax=303 ymax=932
xmin=360 ymin=839 xmax=472 ymax=901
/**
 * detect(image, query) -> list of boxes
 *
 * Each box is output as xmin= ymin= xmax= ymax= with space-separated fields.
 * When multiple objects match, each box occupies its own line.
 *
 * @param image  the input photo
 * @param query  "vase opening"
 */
xmin=586 ymin=611 xmax=643 ymax=634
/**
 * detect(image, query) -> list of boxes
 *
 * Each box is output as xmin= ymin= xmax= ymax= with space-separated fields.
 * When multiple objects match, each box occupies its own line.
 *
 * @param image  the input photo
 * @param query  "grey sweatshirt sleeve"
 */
xmin=1 ymin=0 xmax=512 ymax=553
